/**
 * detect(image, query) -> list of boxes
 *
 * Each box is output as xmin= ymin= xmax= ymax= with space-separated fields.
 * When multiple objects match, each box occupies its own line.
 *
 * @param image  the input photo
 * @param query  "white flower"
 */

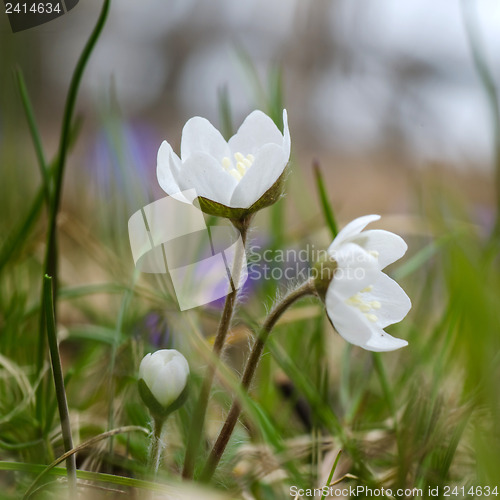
xmin=324 ymin=215 xmax=411 ymax=352
xmin=157 ymin=109 xmax=291 ymax=217
xmin=139 ymin=349 xmax=189 ymax=408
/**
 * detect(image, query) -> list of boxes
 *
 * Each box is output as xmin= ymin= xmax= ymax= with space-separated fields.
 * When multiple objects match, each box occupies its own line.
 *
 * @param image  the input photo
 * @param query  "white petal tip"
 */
xmin=157 ymin=140 xmax=172 ymax=160
xmin=364 ymin=335 xmax=408 ymax=352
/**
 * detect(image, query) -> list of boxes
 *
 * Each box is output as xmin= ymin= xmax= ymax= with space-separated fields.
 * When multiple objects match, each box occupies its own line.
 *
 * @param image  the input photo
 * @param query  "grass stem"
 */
xmin=42 ymin=275 xmax=76 ymax=495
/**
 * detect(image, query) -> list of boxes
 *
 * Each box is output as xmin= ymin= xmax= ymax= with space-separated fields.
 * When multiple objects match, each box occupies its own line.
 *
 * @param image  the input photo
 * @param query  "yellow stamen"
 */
xmin=346 ymin=287 xmax=381 ymax=322
xmin=222 ymin=157 xmax=231 ymax=170
xmin=236 ymin=161 xmax=246 ymax=176
xmin=229 ymin=169 xmax=242 ymax=181
xmin=221 ymin=151 xmax=255 ymax=180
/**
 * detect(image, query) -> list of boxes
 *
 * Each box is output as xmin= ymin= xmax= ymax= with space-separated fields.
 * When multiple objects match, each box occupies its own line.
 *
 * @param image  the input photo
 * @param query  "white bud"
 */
xmin=139 ymin=349 xmax=189 ymax=409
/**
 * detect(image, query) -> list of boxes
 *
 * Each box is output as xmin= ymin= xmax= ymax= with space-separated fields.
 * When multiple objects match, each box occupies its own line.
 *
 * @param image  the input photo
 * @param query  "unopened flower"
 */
xmin=138 ymin=349 xmax=189 ymax=417
xmin=315 ymin=215 xmax=411 ymax=352
xmin=157 ymin=110 xmax=291 ymax=219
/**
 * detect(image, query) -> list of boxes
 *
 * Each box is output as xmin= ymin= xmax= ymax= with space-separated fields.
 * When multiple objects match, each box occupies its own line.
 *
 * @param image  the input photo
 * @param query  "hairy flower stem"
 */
xmin=182 ymin=219 xmax=250 ymax=479
xmin=149 ymin=417 xmax=166 ymax=478
xmin=200 ymin=279 xmax=316 ymax=481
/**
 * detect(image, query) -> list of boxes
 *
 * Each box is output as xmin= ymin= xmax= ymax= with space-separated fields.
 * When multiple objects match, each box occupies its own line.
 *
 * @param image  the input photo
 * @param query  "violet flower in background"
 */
xmin=134 ymin=311 xmax=171 ymax=349
xmin=90 ymin=121 xmax=164 ymax=205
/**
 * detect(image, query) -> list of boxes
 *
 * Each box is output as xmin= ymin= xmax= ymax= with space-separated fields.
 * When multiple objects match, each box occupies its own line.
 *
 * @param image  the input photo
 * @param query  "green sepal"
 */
xmin=312 ymin=256 xmax=338 ymax=302
xmin=138 ymin=378 xmax=189 ymax=420
xmin=196 ymin=167 xmax=288 ymax=220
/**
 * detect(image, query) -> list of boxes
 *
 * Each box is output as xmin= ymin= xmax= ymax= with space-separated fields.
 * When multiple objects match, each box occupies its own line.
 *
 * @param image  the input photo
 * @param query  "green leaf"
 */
xmin=313 ymin=160 xmax=338 ymax=238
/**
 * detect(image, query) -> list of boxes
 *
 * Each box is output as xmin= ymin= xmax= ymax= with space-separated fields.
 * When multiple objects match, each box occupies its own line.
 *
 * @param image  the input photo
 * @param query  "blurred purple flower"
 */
xmin=134 ymin=311 xmax=171 ymax=348
xmin=90 ymin=121 xmax=163 ymax=203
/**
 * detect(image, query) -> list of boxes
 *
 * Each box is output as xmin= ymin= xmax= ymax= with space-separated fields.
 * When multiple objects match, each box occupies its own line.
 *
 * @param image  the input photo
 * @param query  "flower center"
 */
xmin=221 ymin=152 xmax=255 ymax=181
xmin=346 ymin=285 xmax=381 ymax=323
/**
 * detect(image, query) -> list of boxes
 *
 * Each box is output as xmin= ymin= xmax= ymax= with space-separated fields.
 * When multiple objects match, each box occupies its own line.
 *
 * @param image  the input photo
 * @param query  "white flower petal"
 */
xmin=151 ymin=365 xmax=176 ymax=406
xmin=363 ymin=329 xmax=408 ymax=352
xmin=347 ymin=229 xmax=408 ymax=269
xmin=140 ymin=353 xmax=163 ymax=389
xmin=328 ymin=242 xmax=380 ymax=297
xmin=173 ymin=351 xmax=190 ymax=377
xmin=326 ymin=285 xmax=408 ymax=352
xmin=361 ymin=272 xmax=411 ymax=328
xmin=138 ymin=353 xmax=151 ymax=381
xmin=157 ymin=141 xmax=191 ymax=201
xmin=175 ymin=152 xmax=237 ymax=206
xmin=228 ymin=110 xmax=285 ymax=155
xmin=328 ymin=215 xmax=380 ymax=252
xmin=282 ymin=109 xmax=291 ymax=160
xmin=229 ymin=143 xmax=287 ymax=208
xmin=181 ymin=116 xmax=230 ymax=161
xmin=325 ymin=288 xmax=375 ymax=347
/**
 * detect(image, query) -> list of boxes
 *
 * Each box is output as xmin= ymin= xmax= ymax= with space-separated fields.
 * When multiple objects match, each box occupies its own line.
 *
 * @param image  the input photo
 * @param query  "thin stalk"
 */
xmin=148 ymin=418 xmax=166 ymax=478
xmin=182 ymin=221 xmax=249 ymax=479
xmin=321 ymin=449 xmax=342 ymax=500
xmin=40 ymin=0 xmax=110 ymax=344
xmin=36 ymin=0 xmax=110 ymax=425
xmin=200 ymin=279 xmax=315 ymax=481
xmin=42 ymin=275 xmax=76 ymax=495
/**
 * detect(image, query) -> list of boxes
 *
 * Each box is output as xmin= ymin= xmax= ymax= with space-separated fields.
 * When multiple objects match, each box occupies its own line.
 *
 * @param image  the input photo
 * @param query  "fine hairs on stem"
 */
xmin=182 ymin=216 xmax=251 ymax=479
xmin=149 ymin=418 xmax=167 ymax=478
xmin=200 ymin=278 xmax=316 ymax=481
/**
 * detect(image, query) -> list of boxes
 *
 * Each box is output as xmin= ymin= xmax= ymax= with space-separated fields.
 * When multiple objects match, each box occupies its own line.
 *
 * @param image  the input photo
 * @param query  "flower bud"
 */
xmin=138 ymin=349 xmax=189 ymax=418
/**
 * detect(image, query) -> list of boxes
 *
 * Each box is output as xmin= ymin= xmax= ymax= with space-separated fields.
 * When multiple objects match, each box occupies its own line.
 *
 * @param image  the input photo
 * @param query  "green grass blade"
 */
xmin=42 ymin=275 xmax=76 ymax=493
xmin=461 ymin=0 xmax=500 ymax=239
xmin=23 ymin=425 xmax=148 ymax=499
xmin=217 ymin=85 xmax=233 ymax=140
xmin=14 ymin=68 xmax=50 ymax=205
xmin=0 ymin=462 xmax=167 ymax=494
xmin=43 ymin=0 xmax=111 ymax=299
xmin=321 ymin=449 xmax=342 ymax=500
xmin=313 ymin=160 xmax=338 ymax=238
xmin=0 ymin=187 xmax=44 ymax=275
xmin=38 ymin=0 xmax=111 ymax=403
